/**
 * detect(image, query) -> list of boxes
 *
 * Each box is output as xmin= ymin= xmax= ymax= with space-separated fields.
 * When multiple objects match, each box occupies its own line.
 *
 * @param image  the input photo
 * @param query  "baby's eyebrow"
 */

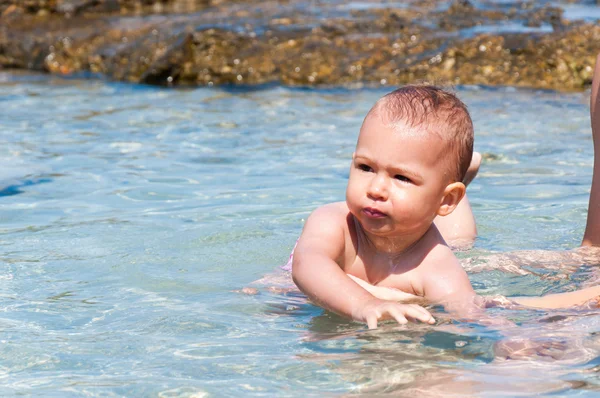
xmin=353 ymin=153 xmax=373 ymax=162
xmin=354 ymin=155 xmax=424 ymax=180
xmin=392 ymin=167 xmax=423 ymax=181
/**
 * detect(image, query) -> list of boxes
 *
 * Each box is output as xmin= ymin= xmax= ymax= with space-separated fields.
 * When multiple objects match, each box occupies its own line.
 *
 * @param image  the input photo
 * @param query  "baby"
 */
xmin=292 ymin=52 xmax=600 ymax=323
xmin=291 ymin=85 xmax=480 ymax=328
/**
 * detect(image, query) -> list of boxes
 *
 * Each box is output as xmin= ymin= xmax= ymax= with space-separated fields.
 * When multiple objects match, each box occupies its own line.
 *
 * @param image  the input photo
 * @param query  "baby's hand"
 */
xmin=353 ymin=298 xmax=436 ymax=329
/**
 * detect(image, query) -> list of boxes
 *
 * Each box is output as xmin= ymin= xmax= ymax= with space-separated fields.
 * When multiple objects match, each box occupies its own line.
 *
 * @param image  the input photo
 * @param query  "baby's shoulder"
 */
xmin=302 ymin=202 xmax=354 ymax=244
xmin=317 ymin=201 xmax=349 ymax=213
xmin=416 ymin=227 xmax=459 ymax=269
xmin=422 ymin=243 xmax=457 ymax=268
xmin=298 ymin=203 xmax=352 ymax=260
xmin=307 ymin=201 xmax=351 ymax=223
xmin=411 ymin=230 xmax=473 ymax=300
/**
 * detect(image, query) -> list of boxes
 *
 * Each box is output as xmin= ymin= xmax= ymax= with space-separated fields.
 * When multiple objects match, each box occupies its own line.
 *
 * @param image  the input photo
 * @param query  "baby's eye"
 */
xmin=395 ymin=175 xmax=412 ymax=183
xmin=358 ymin=164 xmax=372 ymax=172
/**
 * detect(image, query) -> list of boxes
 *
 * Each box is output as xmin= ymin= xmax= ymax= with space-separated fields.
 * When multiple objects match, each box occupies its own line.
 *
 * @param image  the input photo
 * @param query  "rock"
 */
xmin=0 ymin=0 xmax=599 ymax=90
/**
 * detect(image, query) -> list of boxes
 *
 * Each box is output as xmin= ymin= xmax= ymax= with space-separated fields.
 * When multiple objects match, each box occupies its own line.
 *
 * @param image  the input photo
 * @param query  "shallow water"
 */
xmin=1 ymin=71 xmax=600 ymax=396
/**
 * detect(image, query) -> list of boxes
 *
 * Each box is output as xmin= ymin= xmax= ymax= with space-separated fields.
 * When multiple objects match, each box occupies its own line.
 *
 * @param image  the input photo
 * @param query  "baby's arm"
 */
xmin=419 ymin=247 xmax=524 ymax=332
xmin=420 ymin=245 xmax=478 ymax=316
xmin=347 ymin=274 xmax=423 ymax=302
xmin=582 ymin=52 xmax=600 ymax=247
xmin=292 ymin=205 xmax=435 ymax=328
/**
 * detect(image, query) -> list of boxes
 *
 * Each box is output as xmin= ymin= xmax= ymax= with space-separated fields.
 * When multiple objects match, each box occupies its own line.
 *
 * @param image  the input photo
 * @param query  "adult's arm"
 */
xmin=582 ymin=52 xmax=600 ymax=246
xmin=512 ymin=285 xmax=600 ymax=309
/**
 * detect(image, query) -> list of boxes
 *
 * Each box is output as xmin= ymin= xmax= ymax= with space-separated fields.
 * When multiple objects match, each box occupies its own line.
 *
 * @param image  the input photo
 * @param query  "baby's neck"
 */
xmin=354 ymin=217 xmax=434 ymax=258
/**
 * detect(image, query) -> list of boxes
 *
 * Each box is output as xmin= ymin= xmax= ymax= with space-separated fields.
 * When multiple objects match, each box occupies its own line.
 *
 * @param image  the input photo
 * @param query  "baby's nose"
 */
xmin=367 ymin=175 xmax=388 ymax=200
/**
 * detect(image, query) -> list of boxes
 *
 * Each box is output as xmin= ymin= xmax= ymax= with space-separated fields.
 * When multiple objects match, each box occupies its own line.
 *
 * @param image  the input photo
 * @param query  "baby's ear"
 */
xmin=437 ymin=182 xmax=466 ymax=216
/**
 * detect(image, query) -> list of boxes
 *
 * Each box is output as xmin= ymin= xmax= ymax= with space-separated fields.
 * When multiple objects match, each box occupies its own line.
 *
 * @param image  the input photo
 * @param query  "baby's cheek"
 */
xmin=392 ymin=190 xmax=412 ymax=210
xmin=394 ymin=193 xmax=426 ymax=221
xmin=345 ymin=184 xmax=360 ymax=209
xmin=346 ymin=177 xmax=363 ymax=196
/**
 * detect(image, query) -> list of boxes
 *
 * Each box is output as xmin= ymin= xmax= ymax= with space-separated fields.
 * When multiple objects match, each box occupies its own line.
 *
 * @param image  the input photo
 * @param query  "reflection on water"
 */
xmin=0 ymin=71 xmax=599 ymax=395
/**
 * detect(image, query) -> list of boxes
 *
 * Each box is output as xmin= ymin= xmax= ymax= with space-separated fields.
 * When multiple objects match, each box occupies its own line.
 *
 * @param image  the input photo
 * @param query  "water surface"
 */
xmin=1 ymin=72 xmax=599 ymax=396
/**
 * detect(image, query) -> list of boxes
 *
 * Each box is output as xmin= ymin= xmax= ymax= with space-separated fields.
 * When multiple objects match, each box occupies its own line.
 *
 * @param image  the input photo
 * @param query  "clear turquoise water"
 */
xmin=1 ymin=71 xmax=600 ymax=396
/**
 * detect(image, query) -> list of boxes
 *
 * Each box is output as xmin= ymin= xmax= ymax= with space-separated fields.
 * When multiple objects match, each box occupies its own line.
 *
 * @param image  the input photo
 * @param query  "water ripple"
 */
xmin=1 ymin=75 xmax=598 ymax=395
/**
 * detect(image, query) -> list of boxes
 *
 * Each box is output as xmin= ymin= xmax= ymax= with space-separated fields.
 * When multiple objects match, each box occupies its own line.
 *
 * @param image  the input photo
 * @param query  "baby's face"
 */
xmin=346 ymin=114 xmax=450 ymax=238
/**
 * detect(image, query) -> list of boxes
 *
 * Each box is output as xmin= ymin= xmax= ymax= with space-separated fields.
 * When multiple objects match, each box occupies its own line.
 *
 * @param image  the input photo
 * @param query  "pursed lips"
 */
xmin=363 ymin=207 xmax=386 ymax=218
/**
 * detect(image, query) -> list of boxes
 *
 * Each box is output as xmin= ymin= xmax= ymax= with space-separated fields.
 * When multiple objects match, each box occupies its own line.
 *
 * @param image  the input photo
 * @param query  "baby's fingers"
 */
xmin=386 ymin=306 xmax=409 ymax=325
xmin=403 ymin=304 xmax=436 ymax=324
xmin=366 ymin=314 xmax=379 ymax=330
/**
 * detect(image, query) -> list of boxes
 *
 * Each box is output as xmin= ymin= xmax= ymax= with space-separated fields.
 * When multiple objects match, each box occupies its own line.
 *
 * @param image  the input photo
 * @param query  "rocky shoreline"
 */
xmin=1 ymin=0 xmax=600 ymax=90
